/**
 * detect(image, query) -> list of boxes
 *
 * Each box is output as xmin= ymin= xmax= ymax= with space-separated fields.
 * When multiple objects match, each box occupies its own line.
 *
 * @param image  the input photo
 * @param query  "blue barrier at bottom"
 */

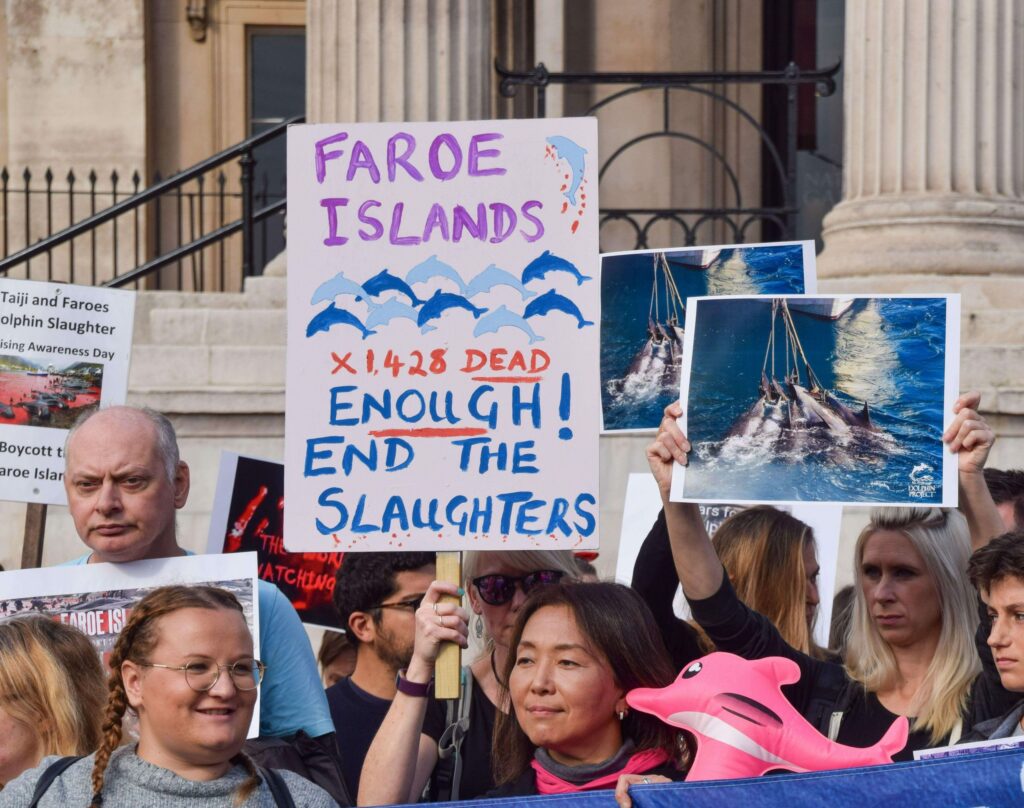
xmin=428 ymin=750 xmax=1024 ymax=807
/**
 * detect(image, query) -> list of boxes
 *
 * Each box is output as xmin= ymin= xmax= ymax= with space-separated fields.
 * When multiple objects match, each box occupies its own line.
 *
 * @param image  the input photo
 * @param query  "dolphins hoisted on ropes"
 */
xmin=726 ymin=299 xmax=878 ymax=449
xmin=610 ymin=252 xmax=688 ymax=396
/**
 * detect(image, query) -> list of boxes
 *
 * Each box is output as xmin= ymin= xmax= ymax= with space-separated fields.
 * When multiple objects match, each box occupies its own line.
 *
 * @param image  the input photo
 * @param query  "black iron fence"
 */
xmin=497 ymin=62 xmax=840 ymax=250
xmin=0 ymin=116 xmax=299 ymax=291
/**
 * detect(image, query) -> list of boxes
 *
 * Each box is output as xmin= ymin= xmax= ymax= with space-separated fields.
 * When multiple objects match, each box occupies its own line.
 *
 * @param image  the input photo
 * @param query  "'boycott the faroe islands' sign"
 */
xmin=0 ymin=278 xmax=135 ymax=505
xmin=285 ymin=119 xmax=599 ymax=552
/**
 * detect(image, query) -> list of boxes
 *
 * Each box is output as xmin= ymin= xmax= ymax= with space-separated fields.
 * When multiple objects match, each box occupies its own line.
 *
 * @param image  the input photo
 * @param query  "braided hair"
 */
xmin=89 ymin=585 xmax=261 ymax=807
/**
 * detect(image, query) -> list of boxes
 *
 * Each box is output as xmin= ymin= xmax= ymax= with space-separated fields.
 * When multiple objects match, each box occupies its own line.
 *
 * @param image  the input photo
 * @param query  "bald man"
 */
xmin=61 ymin=406 xmax=349 ymax=804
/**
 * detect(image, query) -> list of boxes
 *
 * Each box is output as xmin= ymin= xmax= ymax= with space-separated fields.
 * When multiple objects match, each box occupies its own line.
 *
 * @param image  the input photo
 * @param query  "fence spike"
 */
xmin=131 ymin=169 xmax=141 ymax=190
xmin=1 ymin=167 xmax=8 ymax=184
xmin=66 ymin=169 xmax=76 ymax=185
xmin=22 ymin=167 xmax=31 ymax=183
xmin=44 ymin=167 xmax=53 ymax=184
xmin=110 ymin=169 xmax=119 ymax=187
xmin=88 ymin=169 xmax=97 ymax=185
xmin=217 ymin=170 xmax=226 ymax=189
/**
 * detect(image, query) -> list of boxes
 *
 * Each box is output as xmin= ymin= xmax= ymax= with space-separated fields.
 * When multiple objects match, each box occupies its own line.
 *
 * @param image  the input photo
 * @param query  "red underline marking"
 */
xmin=368 ymin=428 xmax=488 ymax=438
xmin=470 ymin=376 xmax=543 ymax=383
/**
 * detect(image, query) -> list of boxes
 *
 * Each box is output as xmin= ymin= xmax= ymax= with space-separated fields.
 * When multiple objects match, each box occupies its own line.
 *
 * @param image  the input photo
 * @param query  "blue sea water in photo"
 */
xmin=684 ymin=297 xmax=947 ymax=504
xmin=600 ymin=245 xmax=808 ymax=431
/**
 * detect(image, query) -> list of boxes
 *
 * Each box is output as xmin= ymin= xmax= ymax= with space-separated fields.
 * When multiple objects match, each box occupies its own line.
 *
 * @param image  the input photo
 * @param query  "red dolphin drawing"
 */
xmin=627 ymin=652 xmax=909 ymax=781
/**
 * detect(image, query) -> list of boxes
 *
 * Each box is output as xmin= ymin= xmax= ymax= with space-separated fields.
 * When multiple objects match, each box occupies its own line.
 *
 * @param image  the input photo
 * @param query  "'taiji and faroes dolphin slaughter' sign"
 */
xmin=285 ymin=118 xmax=600 ymax=552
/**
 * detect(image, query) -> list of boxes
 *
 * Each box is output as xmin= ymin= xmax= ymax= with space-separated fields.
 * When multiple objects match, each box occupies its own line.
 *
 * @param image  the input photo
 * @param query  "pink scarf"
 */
xmin=531 ymin=748 xmax=671 ymax=795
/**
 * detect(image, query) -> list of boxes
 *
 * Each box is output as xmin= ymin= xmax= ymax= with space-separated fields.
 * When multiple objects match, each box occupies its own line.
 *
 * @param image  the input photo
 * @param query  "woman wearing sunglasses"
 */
xmin=2 ymin=585 xmax=338 ymax=807
xmin=359 ymin=550 xmax=579 ymax=804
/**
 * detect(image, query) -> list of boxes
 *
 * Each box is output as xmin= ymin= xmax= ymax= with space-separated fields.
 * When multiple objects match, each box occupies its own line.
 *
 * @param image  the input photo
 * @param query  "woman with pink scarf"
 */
xmin=487 ymin=582 xmax=686 ymax=806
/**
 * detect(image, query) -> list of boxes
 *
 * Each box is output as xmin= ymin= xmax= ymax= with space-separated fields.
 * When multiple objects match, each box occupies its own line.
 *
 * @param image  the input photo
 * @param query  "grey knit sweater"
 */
xmin=0 ymin=746 xmax=339 ymax=807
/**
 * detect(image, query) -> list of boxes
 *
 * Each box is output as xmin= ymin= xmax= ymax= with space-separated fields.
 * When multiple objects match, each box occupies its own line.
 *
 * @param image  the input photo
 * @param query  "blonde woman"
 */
xmin=359 ymin=549 xmax=579 ymax=804
xmin=0 ymin=616 xmax=106 ymax=787
xmin=646 ymin=392 xmax=1018 ymax=758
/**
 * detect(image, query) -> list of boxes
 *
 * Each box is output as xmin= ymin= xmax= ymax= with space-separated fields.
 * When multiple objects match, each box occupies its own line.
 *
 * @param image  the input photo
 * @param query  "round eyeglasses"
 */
xmin=142 ymin=658 xmax=266 ymax=692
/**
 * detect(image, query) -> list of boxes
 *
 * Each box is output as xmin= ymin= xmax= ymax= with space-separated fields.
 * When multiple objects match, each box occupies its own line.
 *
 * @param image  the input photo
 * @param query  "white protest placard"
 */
xmin=285 ymin=119 xmax=599 ymax=552
xmin=614 ymin=473 xmax=842 ymax=649
xmin=0 ymin=552 xmax=261 ymax=737
xmin=0 ymin=278 xmax=135 ymax=504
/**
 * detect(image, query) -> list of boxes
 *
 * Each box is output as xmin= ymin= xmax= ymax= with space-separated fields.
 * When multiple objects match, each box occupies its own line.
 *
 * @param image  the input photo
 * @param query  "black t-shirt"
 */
xmin=422 ymin=674 xmax=498 ymax=800
xmin=835 ymin=690 xmax=942 ymax=762
xmin=325 ymin=676 xmax=392 ymax=798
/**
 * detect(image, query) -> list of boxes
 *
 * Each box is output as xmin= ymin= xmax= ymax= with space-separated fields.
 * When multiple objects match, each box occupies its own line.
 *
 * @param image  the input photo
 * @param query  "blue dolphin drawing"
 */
xmin=473 ymin=305 xmax=545 ymax=344
xmin=416 ymin=289 xmax=487 ymax=331
xmin=547 ymin=135 xmax=588 ymax=206
xmin=362 ymin=269 xmax=424 ymax=306
xmin=523 ymin=289 xmax=593 ymax=329
xmin=521 ymin=250 xmax=592 ymax=286
xmin=306 ymin=302 xmax=377 ymax=339
xmin=405 ymin=254 xmax=469 ymax=295
xmin=310 ymin=271 xmax=369 ymax=305
xmin=363 ymin=297 xmax=421 ymax=329
xmin=465 ymin=263 xmax=538 ymax=300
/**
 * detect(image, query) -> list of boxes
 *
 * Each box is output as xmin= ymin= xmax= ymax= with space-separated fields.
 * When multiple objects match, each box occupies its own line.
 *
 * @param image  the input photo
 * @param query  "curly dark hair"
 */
xmin=968 ymin=530 xmax=1024 ymax=593
xmin=332 ymin=552 xmax=435 ymax=644
xmin=984 ymin=468 xmax=1024 ymax=529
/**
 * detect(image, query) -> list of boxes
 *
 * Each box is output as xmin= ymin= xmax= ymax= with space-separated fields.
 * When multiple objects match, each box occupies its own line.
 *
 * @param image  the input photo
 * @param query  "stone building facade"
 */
xmin=2 ymin=1 xmax=1022 ymax=605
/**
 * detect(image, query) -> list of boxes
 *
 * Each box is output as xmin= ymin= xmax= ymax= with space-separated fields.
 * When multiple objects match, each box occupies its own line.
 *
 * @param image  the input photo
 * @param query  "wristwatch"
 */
xmin=396 ymin=669 xmax=433 ymax=697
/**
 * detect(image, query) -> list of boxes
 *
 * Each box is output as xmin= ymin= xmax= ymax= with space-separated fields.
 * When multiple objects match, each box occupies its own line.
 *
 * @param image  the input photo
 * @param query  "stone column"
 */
xmin=818 ymin=0 xmax=1024 ymax=278
xmin=307 ymin=0 xmax=492 ymax=124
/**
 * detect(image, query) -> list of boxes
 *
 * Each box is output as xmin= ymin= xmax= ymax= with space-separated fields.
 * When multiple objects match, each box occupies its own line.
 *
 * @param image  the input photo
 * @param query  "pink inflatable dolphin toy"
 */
xmin=627 ymin=652 xmax=908 ymax=781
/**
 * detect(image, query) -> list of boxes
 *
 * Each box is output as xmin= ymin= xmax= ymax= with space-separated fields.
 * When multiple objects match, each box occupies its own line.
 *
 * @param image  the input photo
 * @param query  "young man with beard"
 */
xmin=327 ymin=551 xmax=435 ymax=797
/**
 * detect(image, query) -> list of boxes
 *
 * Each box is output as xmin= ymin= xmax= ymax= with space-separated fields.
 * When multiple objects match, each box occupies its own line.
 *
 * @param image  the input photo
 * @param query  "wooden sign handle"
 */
xmin=434 ymin=550 xmax=462 ymax=699
xmin=21 ymin=503 xmax=47 ymax=569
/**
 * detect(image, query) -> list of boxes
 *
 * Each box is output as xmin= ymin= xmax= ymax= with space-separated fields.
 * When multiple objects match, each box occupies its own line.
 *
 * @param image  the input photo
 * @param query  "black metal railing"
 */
xmin=496 ymin=62 xmax=839 ymax=249
xmin=0 ymin=115 xmax=302 ymax=291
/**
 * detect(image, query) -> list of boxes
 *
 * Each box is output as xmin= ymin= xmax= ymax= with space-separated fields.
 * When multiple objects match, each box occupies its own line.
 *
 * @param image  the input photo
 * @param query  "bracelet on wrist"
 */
xmin=396 ymin=668 xmax=433 ymax=698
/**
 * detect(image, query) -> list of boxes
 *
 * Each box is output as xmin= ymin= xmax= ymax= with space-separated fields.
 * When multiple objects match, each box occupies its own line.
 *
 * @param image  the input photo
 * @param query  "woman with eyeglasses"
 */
xmin=646 ymin=392 xmax=1020 ymax=760
xmin=358 ymin=550 xmax=579 ymax=804
xmin=2 ymin=585 xmax=338 ymax=807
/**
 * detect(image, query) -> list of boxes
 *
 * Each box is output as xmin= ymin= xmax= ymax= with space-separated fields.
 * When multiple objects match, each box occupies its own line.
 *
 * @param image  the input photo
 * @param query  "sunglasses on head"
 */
xmin=471 ymin=570 xmax=565 ymax=605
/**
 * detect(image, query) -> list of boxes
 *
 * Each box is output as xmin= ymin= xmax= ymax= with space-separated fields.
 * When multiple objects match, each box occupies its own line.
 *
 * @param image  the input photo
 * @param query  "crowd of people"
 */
xmin=2 ymin=394 xmax=1024 ymax=806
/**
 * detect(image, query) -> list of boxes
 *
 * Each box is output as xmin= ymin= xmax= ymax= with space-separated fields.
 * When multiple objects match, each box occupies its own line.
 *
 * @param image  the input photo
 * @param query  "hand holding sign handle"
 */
xmin=434 ymin=551 xmax=464 ymax=699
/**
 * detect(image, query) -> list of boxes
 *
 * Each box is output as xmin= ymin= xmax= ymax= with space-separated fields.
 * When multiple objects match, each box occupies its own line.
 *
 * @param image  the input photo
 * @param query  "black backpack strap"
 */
xmin=28 ymin=756 xmax=83 ymax=808
xmin=259 ymin=766 xmax=297 ymax=808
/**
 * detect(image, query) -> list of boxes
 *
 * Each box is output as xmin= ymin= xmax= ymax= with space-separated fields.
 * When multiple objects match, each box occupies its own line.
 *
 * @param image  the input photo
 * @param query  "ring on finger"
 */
xmin=432 ymin=602 xmax=439 ymax=615
xmin=436 ymin=615 xmax=444 ymax=627
xmin=641 ymin=777 xmax=651 ymax=785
